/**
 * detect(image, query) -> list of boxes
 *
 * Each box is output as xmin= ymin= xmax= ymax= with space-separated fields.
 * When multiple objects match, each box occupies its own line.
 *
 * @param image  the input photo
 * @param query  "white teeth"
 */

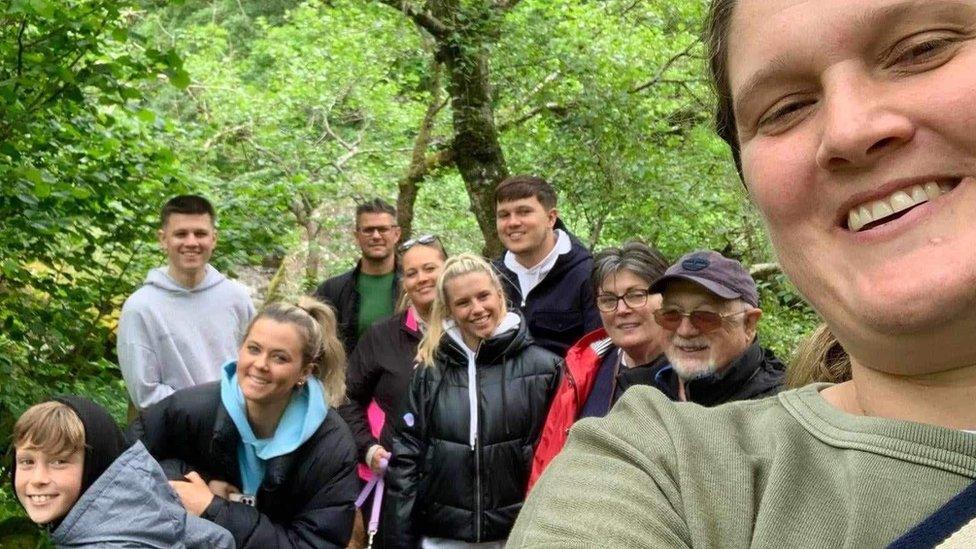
xmin=888 ymin=191 xmax=913 ymax=212
xmin=29 ymin=495 xmax=54 ymax=503
xmin=858 ymin=205 xmax=871 ymax=223
xmin=911 ymin=186 xmax=928 ymax=203
xmin=847 ymin=181 xmax=953 ymax=232
xmin=847 ymin=209 xmax=861 ymax=232
xmin=870 ymin=200 xmax=893 ymax=220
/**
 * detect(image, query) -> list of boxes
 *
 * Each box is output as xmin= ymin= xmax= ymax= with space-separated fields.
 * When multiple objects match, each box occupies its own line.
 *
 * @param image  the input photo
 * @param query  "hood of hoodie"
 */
xmin=53 ymin=396 xmax=127 ymax=498
xmin=219 ymin=361 xmax=328 ymax=462
xmin=144 ymin=264 xmax=226 ymax=293
xmin=51 ymin=441 xmax=234 ymax=548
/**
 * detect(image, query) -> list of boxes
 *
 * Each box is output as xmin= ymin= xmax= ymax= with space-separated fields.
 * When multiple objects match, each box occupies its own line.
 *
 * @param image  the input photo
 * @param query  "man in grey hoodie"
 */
xmin=117 ymin=195 xmax=254 ymax=411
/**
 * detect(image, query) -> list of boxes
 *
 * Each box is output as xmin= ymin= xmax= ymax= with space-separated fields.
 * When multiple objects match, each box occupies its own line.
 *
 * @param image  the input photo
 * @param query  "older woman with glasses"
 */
xmin=511 ymin=0 xmax=976 ymax=546
xmin=528 ymin=241 xmax=669 ymax=491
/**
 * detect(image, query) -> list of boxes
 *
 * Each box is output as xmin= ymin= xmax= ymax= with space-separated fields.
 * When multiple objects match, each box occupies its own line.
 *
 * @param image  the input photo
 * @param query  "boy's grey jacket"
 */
xmin=50 ymin=441 xmax=234 ymax=549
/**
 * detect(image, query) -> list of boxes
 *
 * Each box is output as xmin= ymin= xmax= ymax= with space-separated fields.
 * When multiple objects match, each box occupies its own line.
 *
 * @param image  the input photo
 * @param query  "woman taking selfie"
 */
xmin=129 ymin=298 xmax=359 ymax=548
xmin=511 ymin=0 xmax=976 ymax=546
xmin=381 ymin=254 xmax=561 ymax=548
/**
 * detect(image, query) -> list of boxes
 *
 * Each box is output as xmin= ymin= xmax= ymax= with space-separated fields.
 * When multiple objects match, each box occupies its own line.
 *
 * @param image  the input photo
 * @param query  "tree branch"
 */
xmin=498 ymin=101 xmax=572 ymax=132
xmin=203 ymin=123 xmax=250 ymax=150
xmin=376 ymin=0 xmax=450 ymax=39
xmin=749 ymin=262 xmax=781 ymax=281
xmin=496 ymin=69 xmax=560 ymax=121
xmin=13 ymin=18 xmax=26 ymax=94
xmin=397 ymin=61 xmax=454 ymax=237
xmin=630 ymin=37 xmax=701 ymax=94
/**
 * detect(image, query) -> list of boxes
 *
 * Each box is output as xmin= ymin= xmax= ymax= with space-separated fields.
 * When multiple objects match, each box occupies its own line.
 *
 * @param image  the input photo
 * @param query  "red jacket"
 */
xmin=528 ymin=328 xmax=614 ymax=491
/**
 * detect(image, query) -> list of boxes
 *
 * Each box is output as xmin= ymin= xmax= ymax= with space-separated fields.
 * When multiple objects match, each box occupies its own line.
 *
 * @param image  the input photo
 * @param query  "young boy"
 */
xmin=12 ymin=396 xmax=233 ymax=548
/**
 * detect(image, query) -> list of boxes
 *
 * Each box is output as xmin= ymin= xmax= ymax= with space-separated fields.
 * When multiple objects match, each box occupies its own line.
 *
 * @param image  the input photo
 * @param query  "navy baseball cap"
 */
xmin=650 ymin=250 xmax=759 ymax=307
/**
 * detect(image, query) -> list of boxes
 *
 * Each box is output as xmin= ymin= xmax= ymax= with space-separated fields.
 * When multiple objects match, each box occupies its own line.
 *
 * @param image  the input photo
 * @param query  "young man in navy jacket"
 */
xmin=492 ymin=175 xmax=601 ymax=357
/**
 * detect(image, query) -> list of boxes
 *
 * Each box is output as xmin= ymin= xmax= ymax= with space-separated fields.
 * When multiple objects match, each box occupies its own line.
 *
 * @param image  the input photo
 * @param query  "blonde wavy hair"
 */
xmin=244 ymin=296 xmax=347 ymax=407
xmin=786 ymin=323 xmax=851 ymax=389
xmin=415 ymin=253 xmax=508 ymax=367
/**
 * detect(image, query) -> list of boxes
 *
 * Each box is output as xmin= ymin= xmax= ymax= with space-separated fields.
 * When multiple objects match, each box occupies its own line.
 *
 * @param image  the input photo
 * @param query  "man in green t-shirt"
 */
xmin=313 ymin=198 xmax=401 ymax=353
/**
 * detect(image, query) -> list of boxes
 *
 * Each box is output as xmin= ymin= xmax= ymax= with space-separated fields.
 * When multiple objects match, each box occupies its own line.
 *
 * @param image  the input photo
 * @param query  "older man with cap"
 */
xmin=648 ymin=250 xmax=784 ymax=405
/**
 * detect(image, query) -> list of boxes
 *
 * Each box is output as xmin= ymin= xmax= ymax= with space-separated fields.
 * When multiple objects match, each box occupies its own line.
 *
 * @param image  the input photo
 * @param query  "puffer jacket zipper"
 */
xmin=474 ymin=340 xmax=484 ymax=542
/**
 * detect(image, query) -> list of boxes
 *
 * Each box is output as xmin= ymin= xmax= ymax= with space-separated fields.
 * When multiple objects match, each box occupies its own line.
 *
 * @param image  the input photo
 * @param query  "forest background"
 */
xmin=0 ymin=0 xmax=819 ymax=531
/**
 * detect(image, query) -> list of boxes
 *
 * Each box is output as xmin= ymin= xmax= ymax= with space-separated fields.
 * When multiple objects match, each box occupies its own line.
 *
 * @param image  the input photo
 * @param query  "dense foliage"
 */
xmin=0 ymin=0 xmax=190 ymax=528
xmin=1 ymin=0 xmax=819 ymax=528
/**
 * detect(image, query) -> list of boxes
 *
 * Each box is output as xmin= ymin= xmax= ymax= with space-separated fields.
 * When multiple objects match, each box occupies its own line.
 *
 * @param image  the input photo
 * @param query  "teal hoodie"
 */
xmin=219 ymin=361 xmax=328 ymax=495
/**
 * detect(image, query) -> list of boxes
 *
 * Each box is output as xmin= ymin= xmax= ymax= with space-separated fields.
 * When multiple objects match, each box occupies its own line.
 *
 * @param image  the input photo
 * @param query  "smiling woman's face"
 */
xmin=727 ymin=0 xmax=976 ymax=371
xmin=402 ymin=245 xmax=446 ymax=312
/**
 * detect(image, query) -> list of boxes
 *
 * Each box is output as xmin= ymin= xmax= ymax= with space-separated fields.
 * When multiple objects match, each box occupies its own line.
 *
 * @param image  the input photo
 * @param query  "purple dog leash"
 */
xmin=355 ymin=458 xmax=388 ymax=549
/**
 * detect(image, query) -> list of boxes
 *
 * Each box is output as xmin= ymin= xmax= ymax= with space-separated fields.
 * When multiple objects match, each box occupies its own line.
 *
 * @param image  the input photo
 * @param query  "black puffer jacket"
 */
xmin=126 ymin=382 xmax=359 ymax=549
xmin=381 ymin=316 xmax=561 ymax=547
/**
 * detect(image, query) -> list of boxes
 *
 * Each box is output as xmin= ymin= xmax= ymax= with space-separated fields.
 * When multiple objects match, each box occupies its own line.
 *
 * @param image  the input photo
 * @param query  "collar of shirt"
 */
xmin=503 ymin=229 xmax=571 ymax=300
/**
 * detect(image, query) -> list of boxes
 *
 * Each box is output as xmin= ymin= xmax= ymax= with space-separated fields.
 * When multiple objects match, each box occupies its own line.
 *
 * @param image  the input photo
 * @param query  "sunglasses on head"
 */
xmin=398 ymin=234 xmax=439 ymax=253
xmin=652 ymin=308 xmax=748 ymax=333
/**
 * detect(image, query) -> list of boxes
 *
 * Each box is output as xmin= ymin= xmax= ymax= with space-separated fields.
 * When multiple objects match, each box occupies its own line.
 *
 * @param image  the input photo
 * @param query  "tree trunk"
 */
xmin=439 ymin=42 xmax=507 ymax=257
xmin=305 ymin=221 xmax=322 ymax=287
xmin=379 ymin=0 xmax=512 ymax=256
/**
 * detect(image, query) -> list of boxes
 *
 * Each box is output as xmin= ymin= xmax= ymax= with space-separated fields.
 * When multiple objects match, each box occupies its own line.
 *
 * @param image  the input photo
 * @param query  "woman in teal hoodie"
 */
xmin=128 ymin=297 xmax=359 ymax=548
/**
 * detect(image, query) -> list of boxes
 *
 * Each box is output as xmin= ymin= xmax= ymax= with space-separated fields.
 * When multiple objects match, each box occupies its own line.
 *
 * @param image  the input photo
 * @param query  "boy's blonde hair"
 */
xmin=13 ymin=401 xmax=85 ymax=456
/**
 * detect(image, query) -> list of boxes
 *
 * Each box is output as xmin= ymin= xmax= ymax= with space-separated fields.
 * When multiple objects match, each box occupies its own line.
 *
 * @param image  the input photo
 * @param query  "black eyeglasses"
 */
xmin=398 ymin=234 xmax=439 ymax=253
xmin=357 ymin=225 xmax=398 ymax=236
xmin=596 ymin=288 xmax=652 ymax=312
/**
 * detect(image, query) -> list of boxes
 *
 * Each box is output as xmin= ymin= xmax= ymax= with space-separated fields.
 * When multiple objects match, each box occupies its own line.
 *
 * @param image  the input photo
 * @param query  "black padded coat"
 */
xmin=337 ymin=309 xmax=422 ymax=462
xmin=380 ymin=319 xmax=561 ymax=547
xmin=126 ymin=382 xmax=359 ymax=549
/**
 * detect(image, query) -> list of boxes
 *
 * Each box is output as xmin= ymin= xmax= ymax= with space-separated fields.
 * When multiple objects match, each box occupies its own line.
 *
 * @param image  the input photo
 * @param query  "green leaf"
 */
xmin=169 ymin=69 xmax=191 ymax=89
xmin=136 ymin=109 xmax=157 ymax=124
xmin=29 ymin=0 xmax=54 ymax=18
xmin=34 ymin=180 xmax=51 ymax=198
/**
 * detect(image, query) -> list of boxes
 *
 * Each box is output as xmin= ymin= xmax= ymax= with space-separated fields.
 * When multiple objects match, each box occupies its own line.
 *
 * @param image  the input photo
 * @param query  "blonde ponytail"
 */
xmin=296 ymin=296 xmax=347 ymax=407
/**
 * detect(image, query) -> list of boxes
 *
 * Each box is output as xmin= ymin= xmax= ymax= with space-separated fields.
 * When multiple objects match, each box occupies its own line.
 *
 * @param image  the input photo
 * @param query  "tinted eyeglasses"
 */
xmin=596 ymin=288 xmax=652 ymax=312
xmin=398 ymin=234 xmax=439 ymax=253
xmin=652 ymin=308 xmax=748 ymax=333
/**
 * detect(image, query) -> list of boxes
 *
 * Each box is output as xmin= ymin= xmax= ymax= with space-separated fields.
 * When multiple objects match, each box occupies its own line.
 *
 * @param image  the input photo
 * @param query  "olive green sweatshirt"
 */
xmin=509 ymin=384 xmax=976 ymax=548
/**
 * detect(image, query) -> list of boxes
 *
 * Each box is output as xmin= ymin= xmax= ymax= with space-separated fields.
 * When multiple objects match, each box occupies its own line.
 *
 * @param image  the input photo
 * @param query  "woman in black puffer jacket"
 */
xmin=127 ymin=298 xmax=359 ymax=549
xmin=381 ymin=253 xmax=562 ymax=548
